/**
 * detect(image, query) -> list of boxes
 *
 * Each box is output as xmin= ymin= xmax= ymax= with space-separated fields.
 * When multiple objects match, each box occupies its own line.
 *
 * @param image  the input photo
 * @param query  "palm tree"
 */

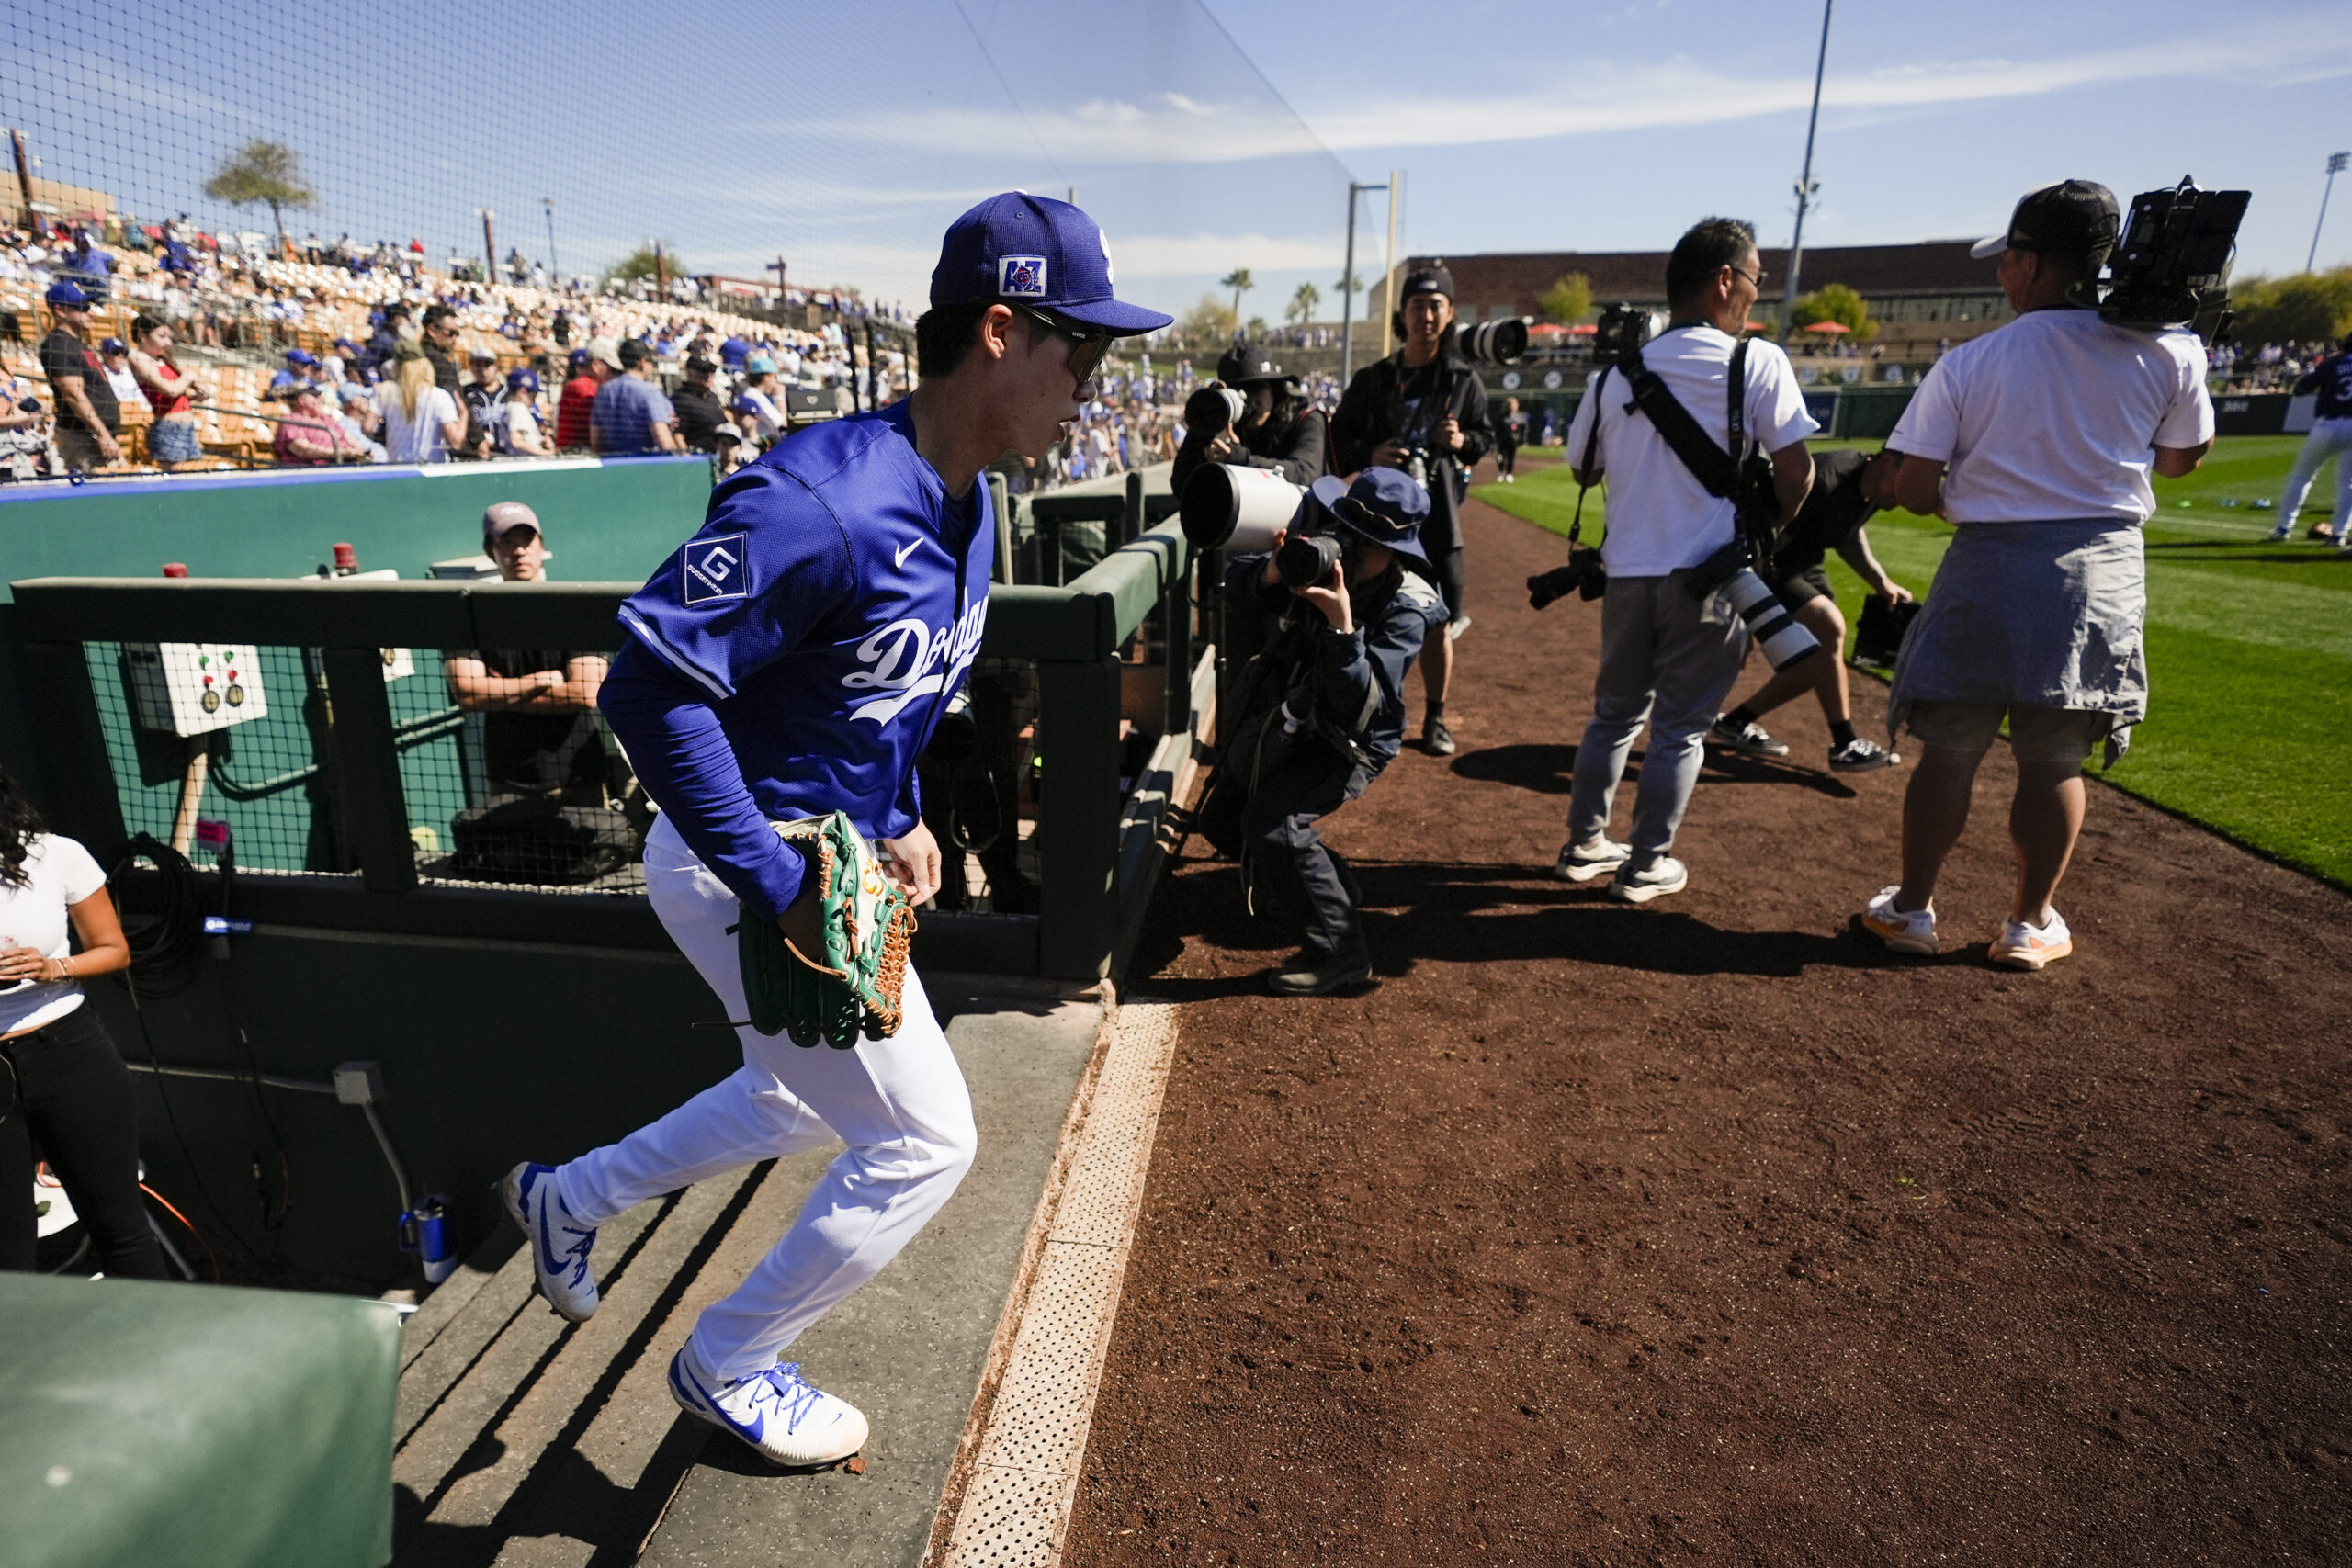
xmin=1219 ymin=268 xmax=1255 ymax=328
xmin=1286 ymin=281 xmax=1321 ymax=327
xmin=203 ymin=141 xmax=313 ymax=251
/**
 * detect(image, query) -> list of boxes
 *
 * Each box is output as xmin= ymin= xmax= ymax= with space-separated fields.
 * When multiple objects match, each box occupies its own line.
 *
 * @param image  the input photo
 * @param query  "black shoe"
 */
xmin=1420 ymin=716 xmax=1457 ymax=756
xmin=1267 ymin=950 xmax=1374 ymax=996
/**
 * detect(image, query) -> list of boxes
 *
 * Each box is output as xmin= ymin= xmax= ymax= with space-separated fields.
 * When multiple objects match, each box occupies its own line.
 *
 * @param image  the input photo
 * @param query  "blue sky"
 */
xmin=9 ymin=0 xmax=2349 ymax=324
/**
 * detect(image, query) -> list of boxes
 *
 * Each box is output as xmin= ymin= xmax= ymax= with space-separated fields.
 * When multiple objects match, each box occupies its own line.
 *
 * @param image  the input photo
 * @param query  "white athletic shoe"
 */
xmin=1989 ymin=908 xmax=2074 ymax=972
xmin=1553 ymin=834 xmax=1632 ymax=883
xmin=1861 ymin=886 xmax=1938 ymax=956
xmin=2267 ymin=522 xmax=2293 ymax=542
xmin=1447 ymin=614 xmax=1473 ymax=642
xmin=502 ymin=1162 xmax=600 ymax=1324
xmin=1610 ymin=856 xmax=1688 ymax=904
xmin=668 ymin=1348 xmax=869 ymax=1468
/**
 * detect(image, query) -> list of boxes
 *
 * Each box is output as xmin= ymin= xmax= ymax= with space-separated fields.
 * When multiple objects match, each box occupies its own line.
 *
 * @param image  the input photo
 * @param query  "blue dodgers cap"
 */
xmin=45 ymin=279 xmax=90 ymax=308
xmin=285 ymin=347 xmax=318 ymax=366
xmin=1309 ymin=468 xmax=1431 ymax=568
xmin=931 ymin=192 xmax=1172 ymax=336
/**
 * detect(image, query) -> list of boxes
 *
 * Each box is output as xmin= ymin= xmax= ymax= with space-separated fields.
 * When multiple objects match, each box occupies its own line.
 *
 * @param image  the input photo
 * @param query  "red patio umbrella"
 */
xmin=1804 ymin=321 xmax=1852 ymax=334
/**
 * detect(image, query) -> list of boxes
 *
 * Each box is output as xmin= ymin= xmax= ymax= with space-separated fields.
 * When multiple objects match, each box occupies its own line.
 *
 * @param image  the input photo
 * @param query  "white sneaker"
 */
xmin=2267 ymin=523 xmax=2292 ymax=542
xmin=1447 ymin=615 xmax=1473 ymax=642
xmin=1552 ymin=834 xmax=1631 ymax=883
xmin=502 ymin=1162 xmax=600 ymax=1324
xmin=668 ymin=1348 xmax=869 ymax=1468
xmin=1828 ymin=737 xmax=1899 ymax=773
xmin=1861 ymin=886 xmax=1937 ymax=956
xmin=1989 ymin=908 xmax=2074 ymax=971
xmin=1610 ymin=856 xmax=1688 ymax=903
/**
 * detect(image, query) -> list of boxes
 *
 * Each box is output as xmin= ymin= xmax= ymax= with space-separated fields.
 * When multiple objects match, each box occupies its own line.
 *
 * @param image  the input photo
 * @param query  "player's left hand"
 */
xmin=1436 ymin=416 xmax=1464 ymax=453
xmin=879 ymin=821 xmax=944 ymax=907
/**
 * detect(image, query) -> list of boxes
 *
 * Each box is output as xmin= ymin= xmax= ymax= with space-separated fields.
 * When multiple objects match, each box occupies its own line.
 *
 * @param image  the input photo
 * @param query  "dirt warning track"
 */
xmin=1061 ymin=490 xmax=2350 ymax=1564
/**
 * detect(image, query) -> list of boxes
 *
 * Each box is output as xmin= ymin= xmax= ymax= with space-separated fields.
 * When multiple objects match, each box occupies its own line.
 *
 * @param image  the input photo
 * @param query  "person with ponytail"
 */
xmin=0 ymin=765 xmax=163 ymax=1278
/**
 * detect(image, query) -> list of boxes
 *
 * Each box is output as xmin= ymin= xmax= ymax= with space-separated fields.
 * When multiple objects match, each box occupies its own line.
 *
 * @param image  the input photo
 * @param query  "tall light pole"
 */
xmin=1779 ymin=0 xmax=1835 ymax=339
xmin=2310 ymin=152 xmax=2350 ymax=273
xmin=1340 ymin=178 xmax=1387 ymax=386
xmin=478 ymin=208 xmax=495 ymax=282
xmin=541 ymin=197 xmax=558 ymax=282
xmin=1380 ymin=169 xmax=1402 ymax=361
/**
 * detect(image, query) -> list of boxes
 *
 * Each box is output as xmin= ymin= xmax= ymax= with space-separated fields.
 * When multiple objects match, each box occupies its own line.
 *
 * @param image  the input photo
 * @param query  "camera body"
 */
xmin=1526 ymin=549 xmax=1607 ymax=610
xmin=1592 ymin=303 xmax=1667 ymax=362
xmin=1276 ymin=531 xmax=1345 ymax=590
xmin=1185 ymin=382 xmax=1248 ymax=439
xmin=2087 ymin=175 xmax=2251 ymax=342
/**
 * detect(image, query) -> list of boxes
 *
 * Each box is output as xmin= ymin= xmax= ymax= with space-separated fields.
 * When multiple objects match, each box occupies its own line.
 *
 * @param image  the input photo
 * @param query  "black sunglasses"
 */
xmin=1016 ymin=305 xmax=1111 ymax=387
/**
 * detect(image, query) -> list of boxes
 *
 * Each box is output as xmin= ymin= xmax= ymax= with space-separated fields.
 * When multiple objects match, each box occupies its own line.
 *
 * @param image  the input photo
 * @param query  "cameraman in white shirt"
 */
xmin=1554 ymin=218 xmax=1816 ymax=903
xmin=1861 ymin=181 xmax=2212 ymax=971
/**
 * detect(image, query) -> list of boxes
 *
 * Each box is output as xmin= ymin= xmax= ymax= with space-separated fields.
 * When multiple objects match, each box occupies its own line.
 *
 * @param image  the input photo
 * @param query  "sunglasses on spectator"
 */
xmin=1015 ymin=306 xmax=1111 ymax=387
xmin=1728 ymin=265 xmax=1764 ymax=288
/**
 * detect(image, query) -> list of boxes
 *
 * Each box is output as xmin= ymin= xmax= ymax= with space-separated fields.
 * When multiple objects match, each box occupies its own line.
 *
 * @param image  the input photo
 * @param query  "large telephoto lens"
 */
xmin=1180 ymin=463 xmax=1308 ymax=555
xmin=1184 ymin=383 xmax=1248 ymax=437
xmin=1451 ymin=317 xmax=1529 ymax=366
xmin=1717 ymin=568 xmax=1821 ymax=671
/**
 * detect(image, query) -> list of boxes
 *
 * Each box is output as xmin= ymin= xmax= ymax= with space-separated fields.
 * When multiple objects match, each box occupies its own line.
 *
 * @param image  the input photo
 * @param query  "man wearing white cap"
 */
xmin=1861 ymin=180 xmax=2213 ymax=972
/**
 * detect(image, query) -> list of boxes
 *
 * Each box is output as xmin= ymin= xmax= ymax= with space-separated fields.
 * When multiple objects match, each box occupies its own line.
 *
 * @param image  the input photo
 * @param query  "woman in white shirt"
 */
xmin=375 ymin=344 xmax=464 ymax=464
xmin=0 ymin=768 xmax=162 ymax=1278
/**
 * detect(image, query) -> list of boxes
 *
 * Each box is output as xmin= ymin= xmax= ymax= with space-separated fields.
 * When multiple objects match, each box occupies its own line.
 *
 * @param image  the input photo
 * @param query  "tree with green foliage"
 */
xmin=605 ymin=243 xmax=685 ymax=285
xmin=203 ymin=141 xmax=312 ymax=249
xmin=1791 ymin=281 xmax=1877 ymax=342
xmin=2228 ymin=268 xmax=2352 ymax=345
xmin=1180 ymin=292 xmax=1238 ymax=344
xmin=1220 ymin=267 xmax=1255 ymax=323
xmin=1538 ymin=272 xmax=1593 ymax=324
xmin=1287 ymin=281 xmax=1321 ymax=326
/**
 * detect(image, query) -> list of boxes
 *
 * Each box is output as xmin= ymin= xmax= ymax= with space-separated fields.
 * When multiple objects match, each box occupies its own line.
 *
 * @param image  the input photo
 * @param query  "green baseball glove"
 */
xmin=736 ymin=812 xmax=918 ymax=1048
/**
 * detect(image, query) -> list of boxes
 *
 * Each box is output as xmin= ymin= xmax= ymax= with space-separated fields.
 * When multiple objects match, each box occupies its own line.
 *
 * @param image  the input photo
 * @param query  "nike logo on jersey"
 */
xmin=894 ymin=539 xmax=921 ymax=570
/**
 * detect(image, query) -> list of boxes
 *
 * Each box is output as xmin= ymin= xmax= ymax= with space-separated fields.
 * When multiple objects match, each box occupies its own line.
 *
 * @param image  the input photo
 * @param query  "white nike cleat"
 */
xmin=669 ymin=1348 xmax=869 ymax=1468
xmin=502 ymin=1162 xmax=600 ymax=1323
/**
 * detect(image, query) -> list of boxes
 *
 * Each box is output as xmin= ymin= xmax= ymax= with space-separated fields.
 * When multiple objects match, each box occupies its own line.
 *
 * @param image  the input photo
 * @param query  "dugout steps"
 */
xmin=386 ymin=985 xmax=1105 ymax=1567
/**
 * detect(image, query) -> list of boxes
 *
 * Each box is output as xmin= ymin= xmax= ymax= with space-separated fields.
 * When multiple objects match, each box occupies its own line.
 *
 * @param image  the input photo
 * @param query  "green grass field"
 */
xmin=1474 ymin=435 xmax=2352 ymax=886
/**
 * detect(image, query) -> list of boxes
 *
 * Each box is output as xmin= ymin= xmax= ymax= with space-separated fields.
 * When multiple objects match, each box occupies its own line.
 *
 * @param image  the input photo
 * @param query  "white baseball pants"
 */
xmin=2278 ymin=416 xmax=2352 ymax=532
xmin=554 ymin=813 xmax=977 ymax=1382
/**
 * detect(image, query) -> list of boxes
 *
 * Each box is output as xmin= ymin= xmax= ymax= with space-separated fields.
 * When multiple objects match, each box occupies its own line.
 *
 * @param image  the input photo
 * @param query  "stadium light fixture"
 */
xmin=2310 ymin=152 xmax=2349 ymax=274
xmin=1780 ymin=0 xmax=1836 ymax=340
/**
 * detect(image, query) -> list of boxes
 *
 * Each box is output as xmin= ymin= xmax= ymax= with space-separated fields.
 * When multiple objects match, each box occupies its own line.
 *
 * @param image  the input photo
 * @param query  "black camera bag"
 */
xmin=1852 ymin=593 xmax=1922 ymax=667
xmin=453 ymin=794 xmax=635 ymax=884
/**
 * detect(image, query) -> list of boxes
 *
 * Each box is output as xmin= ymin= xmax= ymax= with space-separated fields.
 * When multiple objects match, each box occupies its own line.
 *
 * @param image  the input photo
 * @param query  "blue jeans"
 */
xmin=147 ymin=417 xmax=201 ymax=464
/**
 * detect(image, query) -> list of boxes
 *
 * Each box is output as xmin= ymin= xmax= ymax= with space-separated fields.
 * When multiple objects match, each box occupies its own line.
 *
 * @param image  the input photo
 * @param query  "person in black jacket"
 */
xmin=1202 ymin=468 xmax=1447 ymax=996
xmin=1330 ymin=264 xmax=1492 ymax=755
xmin=1170 ymin=340 xmax=1330 ymax=494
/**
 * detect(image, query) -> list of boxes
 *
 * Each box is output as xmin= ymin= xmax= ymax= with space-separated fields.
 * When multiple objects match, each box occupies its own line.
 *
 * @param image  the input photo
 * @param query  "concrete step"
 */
xmin=388 ymin=985 xmax=1104 ymax=1568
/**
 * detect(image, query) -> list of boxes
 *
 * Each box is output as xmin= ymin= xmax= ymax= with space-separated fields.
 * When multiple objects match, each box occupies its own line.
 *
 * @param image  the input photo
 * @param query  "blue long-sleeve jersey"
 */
xmin=603 ymin=398 xmax=992 ymax=918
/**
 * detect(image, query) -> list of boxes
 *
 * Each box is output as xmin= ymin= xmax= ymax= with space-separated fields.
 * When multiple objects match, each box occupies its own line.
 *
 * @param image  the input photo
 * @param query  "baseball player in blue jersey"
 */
xmin=500 ymin=195 xmax=1170 ymax=1469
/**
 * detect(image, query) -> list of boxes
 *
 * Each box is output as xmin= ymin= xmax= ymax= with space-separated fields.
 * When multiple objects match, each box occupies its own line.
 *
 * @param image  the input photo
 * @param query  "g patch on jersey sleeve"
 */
xmin=998 ymin=256 xmax=1046 ymax=298
xmin=683 ymin=533 xmax=749 ymax=604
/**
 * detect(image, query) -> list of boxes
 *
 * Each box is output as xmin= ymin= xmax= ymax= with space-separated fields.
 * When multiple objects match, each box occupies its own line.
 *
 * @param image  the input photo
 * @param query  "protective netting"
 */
xmin=2 ymin=0 xmax=1352 ymax=318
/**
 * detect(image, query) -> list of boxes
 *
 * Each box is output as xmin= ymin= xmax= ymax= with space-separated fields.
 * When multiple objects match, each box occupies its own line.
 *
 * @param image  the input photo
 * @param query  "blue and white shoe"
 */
xmin=501 ymin=1162 xmax=599 ymax=1324
xmin=668 ymin=1347 xmax=869 ymax=1468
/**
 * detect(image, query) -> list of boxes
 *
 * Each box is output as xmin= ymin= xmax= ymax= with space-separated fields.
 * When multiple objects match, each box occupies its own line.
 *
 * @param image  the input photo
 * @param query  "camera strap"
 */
xmin=1619 ymin=338 xmax=1750 ymax=500
xmin=1566 ymin=365 xmax=1611 ymax=546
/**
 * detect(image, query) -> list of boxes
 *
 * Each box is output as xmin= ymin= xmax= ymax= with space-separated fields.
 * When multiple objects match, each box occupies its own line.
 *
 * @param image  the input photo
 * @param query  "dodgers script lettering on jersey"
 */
xmin=613 ymin=398 xmax=994 ymax=909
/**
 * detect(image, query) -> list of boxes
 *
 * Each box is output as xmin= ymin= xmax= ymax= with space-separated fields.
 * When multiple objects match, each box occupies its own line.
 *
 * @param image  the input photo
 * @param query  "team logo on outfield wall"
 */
xmin=682 ymin=534 xmax=747 ymax=604
xmin=999 ymin=256 xmax=1046 ymax=298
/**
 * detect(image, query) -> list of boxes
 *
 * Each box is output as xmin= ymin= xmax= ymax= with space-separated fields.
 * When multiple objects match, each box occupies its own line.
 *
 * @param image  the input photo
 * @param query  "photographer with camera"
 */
xmin=1710 ymin=446 xmax=1907 ymax=772
xmin=1171 ymin=340 xmax=1330 ymax=496
xmin=1331 ymin=265 xmax=1493 ymax=757
xmin=1550 ymin=219 xmax=1817 ymax=903
xmin=1197 ymin=469 xmax=1447 ymax=995
xmin=1861 ymin=180 xmax=2213 ymax=971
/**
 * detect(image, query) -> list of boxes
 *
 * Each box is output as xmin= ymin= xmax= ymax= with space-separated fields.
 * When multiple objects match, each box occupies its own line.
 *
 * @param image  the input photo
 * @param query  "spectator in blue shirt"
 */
xmin=590 ymin=339 xmax=680 ymax=455
xmin=270 ymin=346 xmax=320 ymax=393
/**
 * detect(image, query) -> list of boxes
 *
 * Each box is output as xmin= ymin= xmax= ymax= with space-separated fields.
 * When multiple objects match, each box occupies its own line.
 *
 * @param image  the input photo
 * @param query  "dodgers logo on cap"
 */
xmin=999 ymin=255 xmax=1047 ymax=299
xmin=682 ymin=535 xmax=747 ymax=605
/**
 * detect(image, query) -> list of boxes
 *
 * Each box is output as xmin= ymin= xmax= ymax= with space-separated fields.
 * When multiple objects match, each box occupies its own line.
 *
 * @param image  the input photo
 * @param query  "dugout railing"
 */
xmin=12 ymin=516 xmax=1207 ymax=982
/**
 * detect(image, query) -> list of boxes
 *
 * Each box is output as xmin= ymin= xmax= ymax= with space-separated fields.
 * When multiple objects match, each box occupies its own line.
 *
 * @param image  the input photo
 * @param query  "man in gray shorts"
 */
xmin=1860 ymin=180 xmax=2214 ymax=970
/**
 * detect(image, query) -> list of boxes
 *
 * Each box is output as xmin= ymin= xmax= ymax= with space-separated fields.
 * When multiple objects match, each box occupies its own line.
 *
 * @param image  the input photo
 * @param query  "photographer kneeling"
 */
xmin=1711 ymin=445 xmax=1906 ymax=772
xmin=1861 ymin=180 xmax=2212 ymax=970
xmin=1199 ymin=469 xmax=1447 ymax=995
xmin=1171 ymin=340 xmax=1330 ymax=495
xmin=1553 ymin=218 xmax=1816 ymax=902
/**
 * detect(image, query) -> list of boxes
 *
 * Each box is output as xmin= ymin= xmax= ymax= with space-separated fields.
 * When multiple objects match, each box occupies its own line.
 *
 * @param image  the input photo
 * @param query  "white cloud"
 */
xmin=763 ymin=21 xmax=2352 ymax=164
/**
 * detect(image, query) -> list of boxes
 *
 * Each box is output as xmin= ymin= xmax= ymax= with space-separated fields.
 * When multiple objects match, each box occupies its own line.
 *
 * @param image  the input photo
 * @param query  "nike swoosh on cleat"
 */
xmin=894 ymin=539 xmax=920 ymax=569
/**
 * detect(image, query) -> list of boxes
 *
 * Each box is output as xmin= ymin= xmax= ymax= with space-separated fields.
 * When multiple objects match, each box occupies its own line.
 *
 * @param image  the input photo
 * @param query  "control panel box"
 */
xmin=126 ymin=642 xmax=269 ymax=737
